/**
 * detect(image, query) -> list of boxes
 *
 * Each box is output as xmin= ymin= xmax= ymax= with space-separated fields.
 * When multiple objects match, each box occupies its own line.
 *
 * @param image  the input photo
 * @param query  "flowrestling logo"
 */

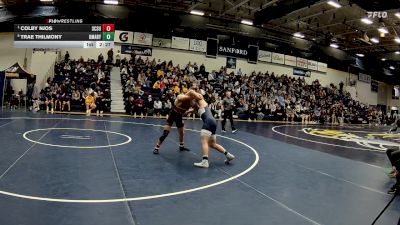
xmin=367 ymin=11 xmax=388 ymax=18
xmin=302 ymin=128 xmax=400 ymax=151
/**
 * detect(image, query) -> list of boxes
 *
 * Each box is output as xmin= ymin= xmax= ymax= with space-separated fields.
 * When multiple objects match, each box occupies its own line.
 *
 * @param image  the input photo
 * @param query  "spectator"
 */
xmin=65 ymin=51 xmax=70 ymax=62
xmin=154 ymin=98 xmax=163 ymax=118
xmin=107 ymin=48 xmax=114 ymax=62
xmin=134 ymin=96 xmax=145 ymax=118
xmin=85 ymin=92 xmax=96 ymax=116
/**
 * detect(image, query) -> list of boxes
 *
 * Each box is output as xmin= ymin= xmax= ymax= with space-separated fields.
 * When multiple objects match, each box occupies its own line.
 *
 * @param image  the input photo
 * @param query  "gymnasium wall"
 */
xmin=0 ymin=33 xmax=32 ymax=71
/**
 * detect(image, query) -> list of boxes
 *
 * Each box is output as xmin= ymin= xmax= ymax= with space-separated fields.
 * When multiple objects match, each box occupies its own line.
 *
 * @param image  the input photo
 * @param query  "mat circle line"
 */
xmin=0 ymin=117 xmax=259 ymax=203
xmin=23 ymin=128 xmax=132 ymax=149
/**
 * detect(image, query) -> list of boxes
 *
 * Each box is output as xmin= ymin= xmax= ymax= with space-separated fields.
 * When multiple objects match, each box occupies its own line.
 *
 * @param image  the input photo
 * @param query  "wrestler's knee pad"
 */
xmin=159 ymin=130 xmax=170 ymax=142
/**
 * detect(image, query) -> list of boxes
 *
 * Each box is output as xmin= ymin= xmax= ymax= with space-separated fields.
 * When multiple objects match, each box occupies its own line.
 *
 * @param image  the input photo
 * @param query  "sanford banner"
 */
xmin=218 ymin=45 xmax=248 ymax=58
xmin=121 ymin=45 xmax=152 ymax=56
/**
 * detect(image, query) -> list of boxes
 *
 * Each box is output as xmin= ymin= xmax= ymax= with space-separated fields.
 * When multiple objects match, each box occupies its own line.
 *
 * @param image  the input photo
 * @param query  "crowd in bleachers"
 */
xmin=34 ymin=53 xmax=112 ymax=116
xmin=119 ymin=55 xmax=386 ymax=124
xmin=30 ymin=51 xmax=392 ymax=125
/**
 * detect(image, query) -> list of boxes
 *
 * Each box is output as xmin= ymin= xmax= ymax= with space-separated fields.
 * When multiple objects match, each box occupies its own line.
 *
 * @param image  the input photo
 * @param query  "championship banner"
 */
xmin=114 ymin=30 xmax=133 ymax=44
xmin=284 ymin=55 xmax=296 ymax=66
xmin=317 ymin=62 xmax=327 ymax=73
xmin=271 ymin=52 xmax=284 ymax=64
xmin=307 ymin=60 xmax=318 ymax=71
xmin=133 ymin=32 xmax=153 ymax=46
xmin=258 ymin=50 xmax=271 ymax=62
xmin=171 ymin=36 xmax=190 ymax=50
xmin=189 ymin=39 xmax=207 ymax=52
xmin=293 ymin=68 xmax=311 ymax=77
xmin=152 ymin=38 xmax=171 ymax=48
xmin=121 ymin=45 xmax=152 ymax=56
xmin=296 ymin=57 xmax=308 ymax=69
xmin=358 ymin=73 xmax=371 ymax=83
xmin=226 ymin=57 xmax=237 ymax=69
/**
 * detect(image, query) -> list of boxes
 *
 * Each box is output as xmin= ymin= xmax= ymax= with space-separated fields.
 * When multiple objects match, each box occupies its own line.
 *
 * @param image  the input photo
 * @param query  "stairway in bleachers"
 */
xmin=110 ymin=67 xmax=125 ymax=113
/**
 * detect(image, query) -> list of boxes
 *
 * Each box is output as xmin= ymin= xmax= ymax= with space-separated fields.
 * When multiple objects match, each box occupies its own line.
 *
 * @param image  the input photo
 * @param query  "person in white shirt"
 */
xmin=154 ymin=98 xmax=163 ymax=118
xmin=121 ymin=66 xmax=128 ymax=75
xmin=163 ymin=99 xmax=172 ymax=116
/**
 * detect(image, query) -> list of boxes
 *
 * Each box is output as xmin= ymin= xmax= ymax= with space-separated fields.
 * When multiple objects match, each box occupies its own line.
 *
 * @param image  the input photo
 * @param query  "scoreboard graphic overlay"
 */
xmin=14 ymin=19 xmax=115 ymax=48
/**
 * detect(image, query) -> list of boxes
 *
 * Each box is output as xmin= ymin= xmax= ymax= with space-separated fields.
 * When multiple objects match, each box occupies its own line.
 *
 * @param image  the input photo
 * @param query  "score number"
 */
xmin=102 ymin=24 xmax=115 ymax=41
xmin=102 ymin=24 xmax=114 ymax=32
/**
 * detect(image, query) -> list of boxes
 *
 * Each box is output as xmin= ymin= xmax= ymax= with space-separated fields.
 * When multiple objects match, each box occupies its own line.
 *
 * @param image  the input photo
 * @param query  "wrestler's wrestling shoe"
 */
xmin=225 ymin=152 xmax=235 ymax=164
xmin=194 ymin=160 xmax=209 ymax=168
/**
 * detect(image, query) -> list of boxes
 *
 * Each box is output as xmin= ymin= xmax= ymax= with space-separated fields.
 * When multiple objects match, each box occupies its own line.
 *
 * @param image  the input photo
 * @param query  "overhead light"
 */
xmin=356 ymin=53 xmax=364 ymax=57
xmin=241 ymin=19 xmax=253 ymax=25
xmin=395 ymin=12 xmax=400 ymax=19
xmin=370 ymin=37 xmax=379 ymax=43
xmin=190 ymin=10 xmax=205 ymax=16
xmin=330 ymin=43 xmax=339 ymax=48
xmin=378 ymin=27 xmax=388 ymax=34
xmin=293 ymin=32 xmax=305 ymax=38
xmin=381 ymin=58 xmax=386 ymax=61
xmin=104 ymin=0 xmax=118 ymax=4
xmin=361 ymin=18 xmax=373 ymax=25
xmin=40 ymin=0 xmax=53 ymax=2
xmin=390 ymin=66 xmax=395 ymax=70
xmin=395 ymin=37 xmax=400 ymax=43
xmin=327 ymin=0 xmax=341 ymax=8
xmin=395 ymin=51 xmax=400 ymax=54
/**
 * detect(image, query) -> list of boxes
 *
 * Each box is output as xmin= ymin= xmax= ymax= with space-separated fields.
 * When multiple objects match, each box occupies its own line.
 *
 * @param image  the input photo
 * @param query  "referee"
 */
xmin=221 ymin=90 xmax=237 ymax=133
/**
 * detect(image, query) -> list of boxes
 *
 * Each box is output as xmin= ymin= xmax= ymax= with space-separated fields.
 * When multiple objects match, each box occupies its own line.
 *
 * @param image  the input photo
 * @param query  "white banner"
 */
xmin=272 ymin=52 xmax=284 ymax=64
xmin=133 ymin=32 xmax=153 ymax=46
xmin=359 ymin=73 xmax=371 ymax=83
xmin=152 ymin=38 xmax=171 ymax=48
xmin=284 ymin=55 xmax=296 ymax=66
xmin=189 ymin=39 xmax=207 ymax=52
xmin=296 ymin=57 xmax=308 ymax=69
xmin=317 ymin=62 xmax=327 ymax=73
xmin=114 ymin=30 xmax=133 ymax=44
xmin=171 ymin=36 xmax=190 ymax=50
xmin=307 ymin=60 xmax=318 ymax=71
xmin=258 ymin=50 xmax=271 ymax=62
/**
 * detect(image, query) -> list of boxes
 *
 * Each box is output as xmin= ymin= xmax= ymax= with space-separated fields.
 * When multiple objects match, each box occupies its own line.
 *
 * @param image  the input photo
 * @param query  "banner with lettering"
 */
xmin=272 ymin=52 xmax=284 ymax=64
xmin=133 ymin=32 xmax=153 ymax=46
xmin=293 ymin=68 xmax=311 ymax=77
xmin=296 ymin=57 xmax=308 ymax=69
xmin=284 ymin=55 xmax=296 ymax=66
xmin=171 ymin=36 xmax=190 ymax=50
xmin=189 ymin=39 xmax=207 ymax=52
xmin=307 ymin=60 xmax=318 ymax=71
xmin=258 ymin=50 xmax=271 ymax=62
xmin=218 ymin=45 xmax=248 ymax=58
xmin=121 ymin=45 xmax=152 ymax=56
xmin=152 ymin=38 xmax=171 ymax=48
xmin=358 ymin=73 xmax=371 ymax=83
xmin=317 ymin=62 xmax=327 ymax=73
